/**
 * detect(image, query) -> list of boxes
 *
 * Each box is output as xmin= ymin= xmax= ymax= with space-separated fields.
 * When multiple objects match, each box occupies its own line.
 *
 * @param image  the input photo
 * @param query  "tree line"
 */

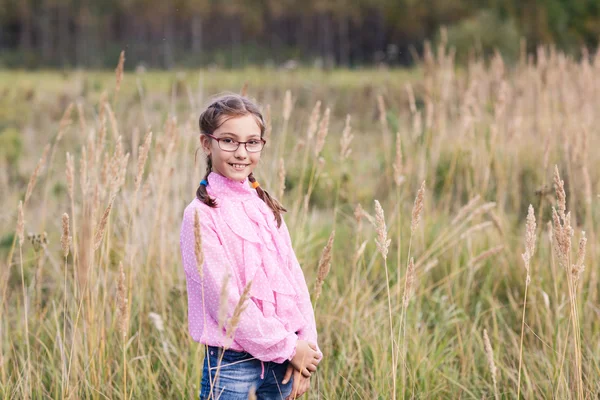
xmin=1 ymin=0 xmax=598 ymax=68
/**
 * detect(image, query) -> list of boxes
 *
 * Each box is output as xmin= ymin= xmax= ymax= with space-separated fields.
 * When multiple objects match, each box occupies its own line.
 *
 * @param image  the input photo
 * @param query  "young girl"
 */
xmin=180 ymin=94 xmax=323 ymax=400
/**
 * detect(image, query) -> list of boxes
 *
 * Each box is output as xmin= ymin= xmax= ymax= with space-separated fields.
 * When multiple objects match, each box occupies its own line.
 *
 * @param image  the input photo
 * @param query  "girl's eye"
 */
xmin=222 ymin=138 xmax=234 ymax=144
xmin=248 ymin=140 xmax=260 ymax=145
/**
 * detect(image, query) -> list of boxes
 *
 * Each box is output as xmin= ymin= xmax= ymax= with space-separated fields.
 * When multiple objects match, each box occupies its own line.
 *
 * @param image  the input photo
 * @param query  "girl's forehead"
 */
xmin=215 ymin=114 xmax=262 ymax=136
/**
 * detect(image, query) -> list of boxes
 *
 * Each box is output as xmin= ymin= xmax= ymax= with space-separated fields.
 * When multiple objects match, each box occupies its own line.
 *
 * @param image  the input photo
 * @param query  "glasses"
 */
xmin=206 ymin=134 xmax=266 ymax=152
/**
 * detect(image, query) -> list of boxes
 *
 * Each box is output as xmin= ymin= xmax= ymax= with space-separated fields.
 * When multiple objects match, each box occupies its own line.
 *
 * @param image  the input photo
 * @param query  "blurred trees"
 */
xmin=0 ymin=0 xmax=597 ymax=68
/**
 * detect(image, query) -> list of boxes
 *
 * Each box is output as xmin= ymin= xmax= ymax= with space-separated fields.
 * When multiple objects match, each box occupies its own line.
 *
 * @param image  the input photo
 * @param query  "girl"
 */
xmin=180 ymin=94 xmax=323 ymax=400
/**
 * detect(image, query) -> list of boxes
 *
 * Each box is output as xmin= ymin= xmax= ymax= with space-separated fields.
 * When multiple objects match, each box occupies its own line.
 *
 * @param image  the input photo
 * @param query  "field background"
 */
xmin=2 ymin=41 xmax=600 ymax=398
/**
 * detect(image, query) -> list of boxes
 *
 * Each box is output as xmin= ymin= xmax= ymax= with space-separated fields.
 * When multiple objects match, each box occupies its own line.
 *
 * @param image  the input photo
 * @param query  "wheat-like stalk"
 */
xmin=483 ymin=329 xmax=499 ymax=400
xmin=93 ymin=200 xmax=113 ymax=251
xmin=117 ymin=261 xmax=129 ymax=340
xmin=16 ymin=201 xmax=25 ymax=246
xmin=227 ymin=281 xmax=252 ymax=341
xmin=306 ymin=101 xmax=321 ymax=140
xmin=374 ymin=200 xmax=391 ymax=259
xmin=314 ymin=107 xmax=330 ymax=157
xmin=411 ymin=181 xmax=425 ymax=233
xmin=135 ymin=130 xmax=153 ymax=194
xmin=61 ymin=213 xmax=71 ymax=258
xmin=314 ymin=230 xmax=335 ymax=302
xmin=115 ymin=50 xmax=125 ymax=96
xmin=402 ymin=257 xmax=415 ymax=307
xmin=24 ymin=155 xmax=45 ymax=206
xmin=340 ymin=114 xmax=353 ymax=160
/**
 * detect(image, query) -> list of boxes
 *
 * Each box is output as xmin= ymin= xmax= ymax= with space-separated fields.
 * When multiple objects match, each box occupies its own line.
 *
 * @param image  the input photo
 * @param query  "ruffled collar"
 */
xmin=207 ymin=172 xmax=255 ymax=201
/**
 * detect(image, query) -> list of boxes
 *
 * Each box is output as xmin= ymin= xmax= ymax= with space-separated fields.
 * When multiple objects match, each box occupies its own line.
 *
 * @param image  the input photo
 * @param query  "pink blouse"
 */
xmin=179 ymin=172 xmax=322 ymax=364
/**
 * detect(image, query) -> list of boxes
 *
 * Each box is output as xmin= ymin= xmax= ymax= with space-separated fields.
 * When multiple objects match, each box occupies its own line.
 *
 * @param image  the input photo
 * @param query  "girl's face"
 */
xmin=201 ymin=114 xmax=263 ymax=182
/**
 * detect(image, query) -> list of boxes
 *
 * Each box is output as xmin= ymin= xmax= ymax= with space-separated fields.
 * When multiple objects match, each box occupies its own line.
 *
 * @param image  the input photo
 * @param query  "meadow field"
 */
xmin=1 ymin=42 xmax=599 ymax=399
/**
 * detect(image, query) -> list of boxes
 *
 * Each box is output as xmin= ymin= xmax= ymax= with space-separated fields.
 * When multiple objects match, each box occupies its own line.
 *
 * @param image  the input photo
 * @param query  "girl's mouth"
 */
xmin=229 ymin=163 xmax=249 ymax=171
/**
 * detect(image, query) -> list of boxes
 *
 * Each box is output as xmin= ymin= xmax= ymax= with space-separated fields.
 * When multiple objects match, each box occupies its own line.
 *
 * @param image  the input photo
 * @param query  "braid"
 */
xmin=248 ymin=172 xmax=287 ymax=228
xmin=196 ymin=156 xmax=218 ymax=207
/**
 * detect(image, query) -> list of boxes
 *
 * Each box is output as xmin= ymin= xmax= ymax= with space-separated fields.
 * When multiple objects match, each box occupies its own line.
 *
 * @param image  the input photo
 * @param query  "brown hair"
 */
xmin=196 ymin=93 xmax=287 ymax=227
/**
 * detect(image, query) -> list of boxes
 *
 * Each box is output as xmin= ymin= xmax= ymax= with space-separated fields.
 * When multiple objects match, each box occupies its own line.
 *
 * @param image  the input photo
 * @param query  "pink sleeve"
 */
xmin=279 ymin=218 xmax=323 ymax=360
xmin=181 ymin=205 xmax=298 ymax=363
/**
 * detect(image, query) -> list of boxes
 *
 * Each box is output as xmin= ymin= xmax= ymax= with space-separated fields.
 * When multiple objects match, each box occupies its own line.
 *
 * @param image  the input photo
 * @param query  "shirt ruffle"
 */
xmin=217 ymin=191 xmax=308 ymax=333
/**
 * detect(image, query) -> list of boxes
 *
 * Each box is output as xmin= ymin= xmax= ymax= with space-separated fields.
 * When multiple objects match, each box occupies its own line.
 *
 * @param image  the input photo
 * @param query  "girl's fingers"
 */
xmin=306 ymin=363 xmax=317 ymax=372
xmin=308 ymin=342 xmax=317 ymax=351
xmin=301 ymin=368 xmax=312 ymax=378
xmin=282 ymin=364 xmax=294 ymax=384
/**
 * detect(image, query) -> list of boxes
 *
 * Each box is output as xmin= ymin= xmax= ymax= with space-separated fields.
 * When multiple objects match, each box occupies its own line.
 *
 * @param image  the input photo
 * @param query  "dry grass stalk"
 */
xmin=93 ymin=199 xmax=113 ymax=251
xmin=117 ymin=261 xmax=129 ymax=340
xmin=277 ymin=158 xmax=286 ymax=200
xmin=522 ymin=205 xmax=537 ymax=285
xmin=340 ymin=114 xmax=353 ymax=160
xmin=352 ymin=240 xmax=368 ymax=266
xmin=264 ymin=104 xmax=272 ymax=143
xmin=459 ymin=221 xmax=494 ymax=240
xmin=393 ymin=132 xmax=404 ymax=186
xmin=553 ymin=165 xmax=566 ymax=221
xmin=451 ymin=195 xmax=481 ymax=225
xmin=469 ymin=245 xmax=505 ymax=267
xmin=572 ymin=232 xmax=586 ymax=285
xmin=218 ymin=273 xmax=230 ymax=331
xmin=306 ymin=101 xmax=321 ymax=140
xmin=240 ymin=82 xmax=248 ymax=97
xmin=227 ymin=281 xmax=252 ymax=341
xmin=193 ymin=210 xmax=204 ymax=279
xmin=56 ymin=103 xmax=74 ymax=142
xmin=23 ymin=159 xmax=41 ymax=206
xmin=374 ymin=200 xmax=391 ymax=260
xmin=283 ymin=90 xmax=292 ymax=122
xmin=314 ymin=107 xmax=330 ymax=157
xmin=483 ymin=329 xmax=499 ymax=400
xmin=66 ymin=152 xmax=75 ymax=201
xmin=61 ymin=213 xmax=71 ymax=258
xmin=403 ymin=257 xmax=415 ymax=307
xmin=135 ymin=130 xmax=153 ymax=193
xmin=411 ymin=181 xmax=426 ymax=233
xmin=105 ymin=103 xmax=120 ymax=141
xmin=16 ymin=201 xmax=25 ymax=246
xmin=517 ymin=205 xmax=537 ymax=399
xmin=314 ymin=230 xmax=335 ymax=301
xmin=115 ymin=50 xmax=125 ymax=95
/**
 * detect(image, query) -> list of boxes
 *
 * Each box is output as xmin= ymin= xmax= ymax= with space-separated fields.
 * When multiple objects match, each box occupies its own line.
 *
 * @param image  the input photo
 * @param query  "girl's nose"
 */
xmin=234 ymin=144 xmax=249 ymax=158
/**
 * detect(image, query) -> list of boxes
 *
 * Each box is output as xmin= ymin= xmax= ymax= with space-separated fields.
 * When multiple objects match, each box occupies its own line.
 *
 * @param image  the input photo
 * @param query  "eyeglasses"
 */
xmin=205 ymin=134 xmax=266 ymax=153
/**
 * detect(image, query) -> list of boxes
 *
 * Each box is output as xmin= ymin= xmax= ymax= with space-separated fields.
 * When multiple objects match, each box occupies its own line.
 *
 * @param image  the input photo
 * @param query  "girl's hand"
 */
xmin=283 ymin=364 xmax=310 ymax=399
xmin=290 ymin=340 xmax=320 ymax=377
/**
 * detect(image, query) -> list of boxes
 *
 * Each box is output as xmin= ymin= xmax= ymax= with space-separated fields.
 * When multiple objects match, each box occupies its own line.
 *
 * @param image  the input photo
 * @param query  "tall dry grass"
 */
xmin=1 ymin=39 xmax=600 ymax=399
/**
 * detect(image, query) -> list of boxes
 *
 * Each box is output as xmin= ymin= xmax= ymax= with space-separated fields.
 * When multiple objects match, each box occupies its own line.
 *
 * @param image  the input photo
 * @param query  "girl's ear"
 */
xmin=200 ymin=134 xmax=211 ymax=155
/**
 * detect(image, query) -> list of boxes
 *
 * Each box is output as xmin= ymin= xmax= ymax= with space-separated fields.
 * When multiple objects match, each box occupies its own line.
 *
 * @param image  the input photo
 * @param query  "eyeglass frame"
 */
xmin=204 ymin=133 xmax=266 ymax=153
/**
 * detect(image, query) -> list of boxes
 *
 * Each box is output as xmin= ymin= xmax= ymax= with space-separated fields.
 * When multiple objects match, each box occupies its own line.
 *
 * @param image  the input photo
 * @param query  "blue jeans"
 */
xmin=200 ymin=346 xmax=294 ymax=400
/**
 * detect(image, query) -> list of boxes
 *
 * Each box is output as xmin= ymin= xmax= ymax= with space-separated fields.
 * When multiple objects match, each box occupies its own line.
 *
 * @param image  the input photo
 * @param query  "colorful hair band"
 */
xmin=251 ymin=181 xmax=260 ymax=189
xmin=200 ymin=179 xmax=208 ymax=187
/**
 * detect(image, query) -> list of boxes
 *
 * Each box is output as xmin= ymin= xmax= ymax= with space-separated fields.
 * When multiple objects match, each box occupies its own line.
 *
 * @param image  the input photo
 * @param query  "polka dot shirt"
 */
xmin=179 ymin=172 xmax=322 ymax=363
